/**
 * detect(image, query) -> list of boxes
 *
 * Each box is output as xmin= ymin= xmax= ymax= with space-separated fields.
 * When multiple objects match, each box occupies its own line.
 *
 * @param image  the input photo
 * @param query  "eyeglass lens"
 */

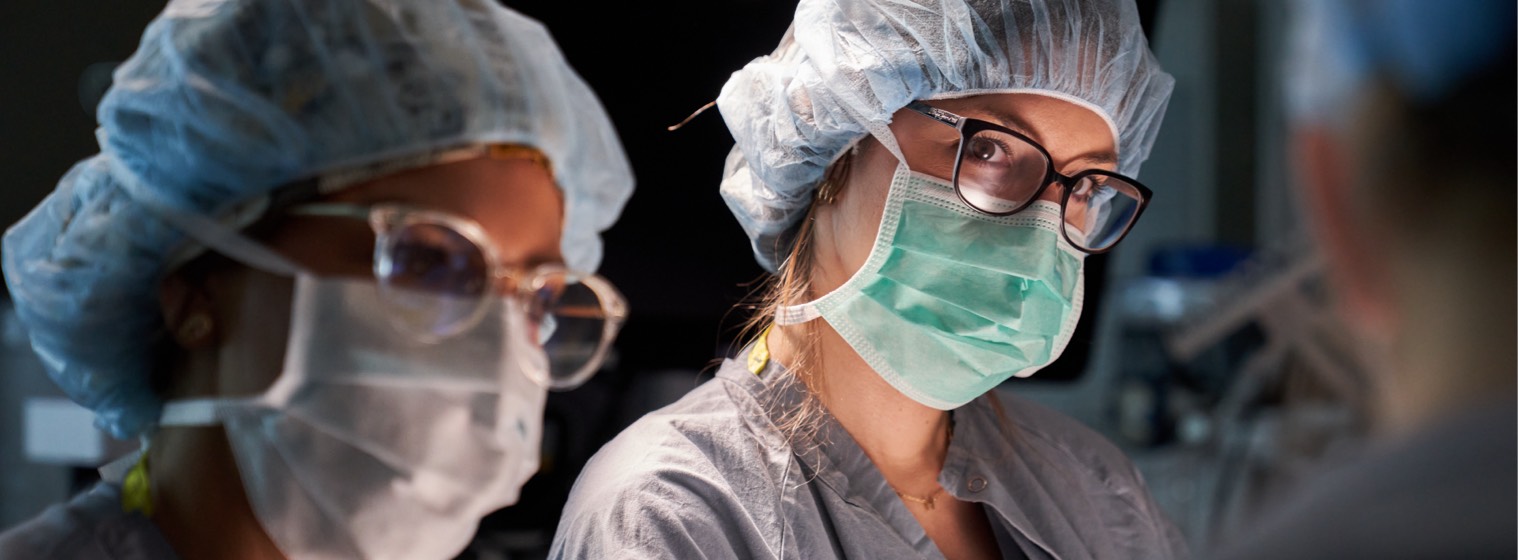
xmin=373 ymin=217 xmax=619 ymax=386
xmin=525 ymin=273 xmax=617 ymax=388
xmin=956 ymin=129 xmax=1144 ymax=251
xmin=375 ymin=221 xmax=489 ymax=340
xmin=957 ymin=129 xmax=1050 ymax=214
xmin=1067 ymin=173 xmax=1144 ymax=251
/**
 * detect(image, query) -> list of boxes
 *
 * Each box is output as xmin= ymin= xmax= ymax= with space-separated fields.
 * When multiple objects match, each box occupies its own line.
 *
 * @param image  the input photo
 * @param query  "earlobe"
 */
xmin=1293 ymin=127 xmax=1396 ymax=338
xmin=159 ymin=272 xmax=219 ymax=350
xmin=175 ymin=313 xmax=216 ymax=348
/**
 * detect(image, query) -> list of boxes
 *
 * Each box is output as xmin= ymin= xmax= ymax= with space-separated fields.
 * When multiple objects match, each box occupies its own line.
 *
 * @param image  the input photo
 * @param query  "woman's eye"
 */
xmin=967 ymin=137 xmax=1007 ymax=163
xmin=393 ymin=244 xmax=448 ymax=276
xmin=1069 ymin=178 xmax=1112 ymax=205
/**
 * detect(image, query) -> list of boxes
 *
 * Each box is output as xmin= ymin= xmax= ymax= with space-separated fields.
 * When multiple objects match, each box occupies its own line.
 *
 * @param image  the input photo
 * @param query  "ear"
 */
xmin=159 ymin=269 xmax=219 ymax=350
xmin=1293 ymin=126 xmax=1397 ymax=339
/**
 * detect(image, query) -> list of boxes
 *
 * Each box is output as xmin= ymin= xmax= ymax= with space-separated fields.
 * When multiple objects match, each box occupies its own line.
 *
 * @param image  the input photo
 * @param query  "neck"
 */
xmin=1372 ymin=285 xmax=1517 ymax=437
xmin=770 ymin=322 xmax=951 ymax=492
xmin=149 ymin=425 xmax=287 ymax=560
xmin=149 ymin=343 xmax=286 ymax=560
xmin=1372 ymin=298 xmax=1511 ymax=437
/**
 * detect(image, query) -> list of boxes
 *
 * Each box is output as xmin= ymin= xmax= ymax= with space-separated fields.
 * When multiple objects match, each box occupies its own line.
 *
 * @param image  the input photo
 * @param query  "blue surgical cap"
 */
xmin=2 ymin=0 xmax=633 ymax=439
xmin=1287 ymin=0 xmax=1516 ymax=121
xmin=717 ymin=0 xmax=1175 ymax=271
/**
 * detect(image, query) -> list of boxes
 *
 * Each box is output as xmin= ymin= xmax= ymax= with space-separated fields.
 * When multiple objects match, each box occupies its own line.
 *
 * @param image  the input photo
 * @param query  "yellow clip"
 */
xmin=747 ymin=325 xmax=773 ymax=376
xmin=121 ymin=452 xmax=153 ymax=516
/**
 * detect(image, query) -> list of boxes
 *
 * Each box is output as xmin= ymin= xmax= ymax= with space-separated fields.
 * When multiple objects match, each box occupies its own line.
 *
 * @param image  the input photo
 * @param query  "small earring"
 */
xmin=176 ymin=313 xmax=215 ymax=346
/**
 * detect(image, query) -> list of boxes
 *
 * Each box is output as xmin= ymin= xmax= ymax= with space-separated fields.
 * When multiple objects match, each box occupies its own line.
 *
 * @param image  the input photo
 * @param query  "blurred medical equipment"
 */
xmin=0 ymin=300 xmax=133 ymax=529
xmin=1109 ymin=237 xmax=1371 ymax=549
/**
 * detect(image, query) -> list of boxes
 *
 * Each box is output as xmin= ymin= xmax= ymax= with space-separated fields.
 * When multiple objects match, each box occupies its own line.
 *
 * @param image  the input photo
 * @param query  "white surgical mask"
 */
xmin=160 ymin=274 xmax=547 ymax=559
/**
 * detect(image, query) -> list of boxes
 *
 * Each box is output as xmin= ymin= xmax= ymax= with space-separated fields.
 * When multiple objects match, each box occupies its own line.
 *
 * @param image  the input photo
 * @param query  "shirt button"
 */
xmin=967 ymin=477 xmax=988 ymax=493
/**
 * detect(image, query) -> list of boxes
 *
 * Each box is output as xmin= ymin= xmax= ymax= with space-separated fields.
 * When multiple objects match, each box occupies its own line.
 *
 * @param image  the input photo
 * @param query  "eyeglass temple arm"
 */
xmin=905 ymin=101 xmax=964 ymax=130
xmin=287 ymin=203 xmax=374 ymax=220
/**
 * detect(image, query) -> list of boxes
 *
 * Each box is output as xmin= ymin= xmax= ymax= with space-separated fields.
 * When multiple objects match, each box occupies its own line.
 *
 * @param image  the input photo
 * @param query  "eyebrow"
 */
xmin=1067 ymin=151 xmax=1119 ymax=168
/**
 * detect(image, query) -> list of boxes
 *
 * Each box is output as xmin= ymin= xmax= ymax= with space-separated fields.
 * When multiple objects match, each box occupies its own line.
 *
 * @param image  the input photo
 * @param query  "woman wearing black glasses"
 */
xmin=553 ymin=0 xmax=1181 ymax=558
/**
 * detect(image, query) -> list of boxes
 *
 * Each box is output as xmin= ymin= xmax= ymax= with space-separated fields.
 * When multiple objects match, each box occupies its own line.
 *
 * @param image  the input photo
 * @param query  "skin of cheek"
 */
xmin=809 ymin=138 xmax=897 ymax=295
xmin=212 ymin=268 xmax=298 ymax=397
xmin=189 ymin=211 xmax=373 ymax=398
xmin=811 ymin=110 xmax=961 ymax=295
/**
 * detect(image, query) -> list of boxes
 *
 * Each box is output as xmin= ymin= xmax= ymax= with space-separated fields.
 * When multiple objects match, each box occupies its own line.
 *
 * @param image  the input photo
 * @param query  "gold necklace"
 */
xmin=892 ymin=416 xmax=954 ymax=511
xmin=894 ymin=486 xmax=945 ymax=510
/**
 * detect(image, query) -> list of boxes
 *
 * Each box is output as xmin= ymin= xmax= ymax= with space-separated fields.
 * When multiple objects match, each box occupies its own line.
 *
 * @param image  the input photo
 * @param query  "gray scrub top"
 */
xmin=1211 ymin=399 xmax=1516 ymax=559
xmin=551 ymin=347 xmax=1188 ymax=559
xmin=0 ymin=482 xmax=180 ymax=560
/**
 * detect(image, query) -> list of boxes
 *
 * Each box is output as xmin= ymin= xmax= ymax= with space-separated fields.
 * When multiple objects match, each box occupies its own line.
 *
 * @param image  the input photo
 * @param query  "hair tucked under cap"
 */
xmin=717 ymin=0 xmax=1173 ymax=271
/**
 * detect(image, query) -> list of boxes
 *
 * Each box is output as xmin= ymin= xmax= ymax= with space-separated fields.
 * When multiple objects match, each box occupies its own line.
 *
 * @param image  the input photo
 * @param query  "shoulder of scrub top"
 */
xmin=551 ymin=374 xmax=785 ymax=559
xmin=983 ymin=389 xmax=1159 ymax=511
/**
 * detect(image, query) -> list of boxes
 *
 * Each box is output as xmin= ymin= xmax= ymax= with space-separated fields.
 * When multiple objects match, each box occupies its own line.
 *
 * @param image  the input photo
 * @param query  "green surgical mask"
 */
xmin=777 ymin=168 xmax=1086 ymax=409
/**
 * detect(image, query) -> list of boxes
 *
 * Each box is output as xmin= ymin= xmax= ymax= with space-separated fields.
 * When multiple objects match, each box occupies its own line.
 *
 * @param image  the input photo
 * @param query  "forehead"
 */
xmin=329 ymin=155 xmax=566 ymax=267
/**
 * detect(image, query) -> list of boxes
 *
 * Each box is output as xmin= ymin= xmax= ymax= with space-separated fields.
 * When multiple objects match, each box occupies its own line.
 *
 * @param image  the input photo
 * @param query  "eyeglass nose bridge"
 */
xmin=1038 ymin=171 xmax=1084 ymax=205
xmin=487 ymin=266 xmax=558 ymax=301
xmin=488 ymin=266 xmax=519 ymax=292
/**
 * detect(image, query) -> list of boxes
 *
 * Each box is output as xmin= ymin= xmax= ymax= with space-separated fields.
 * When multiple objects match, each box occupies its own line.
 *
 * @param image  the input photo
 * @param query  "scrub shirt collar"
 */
xmin=721 ymin=340 xmax=1058 ymax=558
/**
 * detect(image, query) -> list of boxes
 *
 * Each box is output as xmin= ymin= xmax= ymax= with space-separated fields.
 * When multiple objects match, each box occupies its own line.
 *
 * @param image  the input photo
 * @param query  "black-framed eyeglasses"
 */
xmin=904 ymin=101 xmax=1153 ymax=254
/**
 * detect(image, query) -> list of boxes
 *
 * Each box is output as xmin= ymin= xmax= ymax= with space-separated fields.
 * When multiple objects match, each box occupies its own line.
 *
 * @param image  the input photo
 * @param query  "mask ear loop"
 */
xmin=147 ymin=202 xmax=305 ymax=278
xmin=111 ymin=161 xmax=308 ymax=279
xmin=109 ymin=159 xmax=312 ymax=429
xmin=862 ymin=119 xmax=911 ymax=178
xmin=109 ymin=157 xmax=307 ymax=279
xmin=773 ymin=117 xmax=914 ymax=327
xmin=131 ymin=188 xmax=306 ymax=425
xmin=157 ymin=275 xmax=319 ymax=427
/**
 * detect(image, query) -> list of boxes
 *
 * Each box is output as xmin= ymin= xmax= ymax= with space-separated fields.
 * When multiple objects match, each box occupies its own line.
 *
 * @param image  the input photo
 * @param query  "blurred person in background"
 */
xmin=552 ymin=0 xmax=1185 ymax=558
xmin=1213 ymin=0 xmax=1515 ymax=558
xmin=0 ymin=1 xmax=632 ymax=558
